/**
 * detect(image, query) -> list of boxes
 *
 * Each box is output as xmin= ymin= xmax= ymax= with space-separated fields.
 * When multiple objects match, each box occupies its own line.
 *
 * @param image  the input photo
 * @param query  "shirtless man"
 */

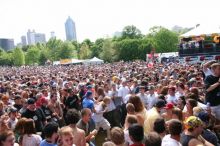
xmin=65 ymin=109 xmax=86 ymax=146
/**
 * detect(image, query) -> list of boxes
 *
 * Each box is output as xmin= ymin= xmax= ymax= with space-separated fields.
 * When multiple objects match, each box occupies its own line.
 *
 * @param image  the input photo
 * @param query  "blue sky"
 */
xmin=0 ymin=0 xmax=219 ymax=44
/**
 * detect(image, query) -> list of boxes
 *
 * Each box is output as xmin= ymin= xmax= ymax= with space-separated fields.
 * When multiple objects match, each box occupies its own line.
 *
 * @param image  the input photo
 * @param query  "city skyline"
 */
xmin=65 ymin=16 xmax=77 ymax=41
xmin=0 ymin=0 xmax=220 ymax=44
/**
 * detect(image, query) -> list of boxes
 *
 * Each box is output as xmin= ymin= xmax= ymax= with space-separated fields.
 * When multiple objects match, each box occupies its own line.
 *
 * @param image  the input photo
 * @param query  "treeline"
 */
xmin=0 ymin=25 xmax=180 ymax=66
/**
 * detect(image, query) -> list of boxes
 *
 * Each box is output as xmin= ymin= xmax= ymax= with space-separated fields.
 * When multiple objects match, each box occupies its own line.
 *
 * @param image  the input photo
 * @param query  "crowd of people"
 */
xmin=0 ymin=60 xmax=219 ymax=146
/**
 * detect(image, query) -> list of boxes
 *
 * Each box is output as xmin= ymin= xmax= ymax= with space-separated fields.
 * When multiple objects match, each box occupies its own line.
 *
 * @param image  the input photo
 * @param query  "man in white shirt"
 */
xmin=147 ymin=86 xmax=158 ymax=110
xmin=118 ymin=81 xmax=130 ymax=104
xmin=137 ymin=86 xmax=148 ymax=108
xmin=162 ymin=119 xmax=182 ymax=146
xmin=166 ymin=86 xmax=177 ymax=104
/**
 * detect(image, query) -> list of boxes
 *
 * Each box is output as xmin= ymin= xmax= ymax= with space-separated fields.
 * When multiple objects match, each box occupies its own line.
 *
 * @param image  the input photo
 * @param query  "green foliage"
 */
xmin=12 ymin=48 xmax=25 ymax=66
xmin=148 ymin=27 xmax=178 ymax=53
xmin=0 ymin=25 xmax=182 ymax=66
xmin=25 ymin=46 xmax=40 ymax=65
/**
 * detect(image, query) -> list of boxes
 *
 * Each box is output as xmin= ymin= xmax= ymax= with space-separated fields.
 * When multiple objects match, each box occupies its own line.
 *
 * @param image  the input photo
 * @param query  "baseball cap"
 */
xmin=155 ymin=99 xmax=166 ymax=108
xmin=164 ymin=103 xmax=174 ymax=110
xmin=86 ymin=91 xmax=93 ymax=97
xmin=8 ymin=107 xmax=17 ymax=113
xmin=27 ymin=98 xmax=36 ymax=105
xmin=197 ymin=112 xmax=209 ymax=124
xmin=184 ymin=116 xmax=202 ymax=130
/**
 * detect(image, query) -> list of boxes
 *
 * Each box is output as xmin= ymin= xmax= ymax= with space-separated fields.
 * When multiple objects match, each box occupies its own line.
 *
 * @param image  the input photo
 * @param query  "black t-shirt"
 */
xmin=205 ymin=75 xmax=220 ymax=106
xmin=40 ymin=106 xmax=53 ymax=121
xmin=13 ymin=104 xmax=23 ymax=111
xmin=65 ymin=95 xmax=79 ymax=110
xmin=21 ymin=108 xmax=46 ymax=132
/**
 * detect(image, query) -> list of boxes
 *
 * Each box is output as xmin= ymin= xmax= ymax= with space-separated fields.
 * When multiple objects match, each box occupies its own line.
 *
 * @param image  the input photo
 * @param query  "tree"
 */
xmin=121 ymin=25 xmax=142 ymax=39
xmin=100 ymin=39 xmax=115 ymax=62
xmin=147 ymin=26 xmax=178 ymax=53
xmin=0 ymin=51 xmax=12 ymax=66
xmin=25 ymin=46 xmax=40 ymax=65
xmin=90 ymin=38 xmax=104 ymax=58
xmin=46 ymin=38 xmax=62 ymax=61
xmin=78 ymin=43 xmax=91 ymax=59
xmin=12 ymin=48 xmax=25 ymax=66
xmin=58 ymin=41 xmax=76 ymax=59
xmin=39 ymin=50 xmax=49 ymax=65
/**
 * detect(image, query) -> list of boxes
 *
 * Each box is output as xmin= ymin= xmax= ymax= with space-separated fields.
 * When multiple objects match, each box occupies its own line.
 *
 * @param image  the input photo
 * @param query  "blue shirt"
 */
xmin=40 ymin=140 xmax=57 ymax=146
xmin=82 ymin=98 xmax=94 ymax=110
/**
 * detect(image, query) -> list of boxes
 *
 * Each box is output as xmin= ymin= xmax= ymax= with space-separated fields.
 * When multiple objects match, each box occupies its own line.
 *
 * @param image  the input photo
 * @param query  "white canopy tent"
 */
xmin=84 ymin=57 xmax=104 ymax=65
xmin=180 ymin=25 xmax=220 ymax=38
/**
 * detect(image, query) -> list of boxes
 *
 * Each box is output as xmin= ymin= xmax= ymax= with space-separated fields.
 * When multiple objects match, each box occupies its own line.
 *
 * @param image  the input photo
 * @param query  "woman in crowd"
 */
xmin=0 ymin=130 xmax=19 ymax=146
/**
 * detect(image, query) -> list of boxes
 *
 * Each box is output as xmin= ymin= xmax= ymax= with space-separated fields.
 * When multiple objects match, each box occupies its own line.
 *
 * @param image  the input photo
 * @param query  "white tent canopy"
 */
xmin=180 ymin=25 xmax=220 ymax=38
xmin=84 ymin=57 xmax=104 ymax=65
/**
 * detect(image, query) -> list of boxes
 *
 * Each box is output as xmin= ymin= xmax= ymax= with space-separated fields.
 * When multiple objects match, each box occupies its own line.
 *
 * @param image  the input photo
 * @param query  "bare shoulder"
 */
xmin=188 ymin=138 xmax=204 ymax=146
xmin=77 ymin=127 xmax=85 ymax=135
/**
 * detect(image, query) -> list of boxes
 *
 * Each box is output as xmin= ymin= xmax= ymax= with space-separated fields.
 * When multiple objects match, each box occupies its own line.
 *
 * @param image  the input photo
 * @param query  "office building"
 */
xmin=50 ymin=31 xmax=56 ymax=39
xmin=21 ymin=35 xmax=27 ymax=46
xmin=27 ymin=29 xmax=36 ymax=45
xmin=35 ymin=33 xmax=46 ymax=43
xmin=65 ymin=16 xmax=77 ymax=41
xmin=0 ymin=38 xmax=15 ymax=51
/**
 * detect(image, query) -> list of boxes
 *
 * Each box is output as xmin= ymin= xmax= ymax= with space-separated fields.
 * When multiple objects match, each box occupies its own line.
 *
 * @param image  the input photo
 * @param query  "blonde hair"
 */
xmin=59 ymin=126 xmax=74 ymax=137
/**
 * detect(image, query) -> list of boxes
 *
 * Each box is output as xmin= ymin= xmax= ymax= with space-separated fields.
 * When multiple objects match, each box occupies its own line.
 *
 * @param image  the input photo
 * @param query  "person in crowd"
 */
xmin=14 ymin=118 xmax=27 ymax=145
xmin=22 ymin=119 xmax=42 ymax=146
xmin=162 ymin=102 xmax=174 ymax=121
xmin=13 ymin=95 xmax=23 ymax=111
xmin=180 ymin=116 xmax=214 ymax=146
xmin=172 ymin=107 xmax=183 ymax=121
xmin=144 ymin=132 xmax=162 ymax=146
xmin=21 ymin=98 xmax=46 ymax=132
xmin=144 ymin=99 xmax=165 ymax=134
xmin=146 ymin=85 xmax=158 ymax=110
xmin=137 ymin=86 xmax=148 ymax=109
xmin=40 ymin=122 xmax=59 ymax=146
xmin=110 ymin=127 xmax=125 ymax=146
xmin=205 ymin=63 xmax=220 ymax=123
xmin=166 ymin=86 xmax=178 ymax=104
xmin=125 ymin=103 xmax=144 ymax=126
xmin=124 ymin=115 xmax=138 ymax=146
xmin=128 ymin=124 xmax=144 ymax=146
xmin=7 ymin=107 xmax=18 ymax=130
xmin=183 ymin=98 xmax=198 ymax=120
xmin=77 ymin=108 xmax=97 ymax=146
xmin=65 ymin=109 xmax=86 ymax=146
xmin=40 ymin=98 xmax=54 ymax=123
xmin=0 ymin=130 xmax=19 ymax=146
xmin=103 ymin=141 xmax=116 ymax=146
xmin=197 ymin=112 xmax=220 ymax=146
xmin=58 ymin=126 xmax=76 ymax=146
xmin=153 ymin=118 xmax=166 ymax=138
xmin=82 ymin=91 xmax=95 ymax=111
xmin=162 ymin=119 xmax=183 ymax=146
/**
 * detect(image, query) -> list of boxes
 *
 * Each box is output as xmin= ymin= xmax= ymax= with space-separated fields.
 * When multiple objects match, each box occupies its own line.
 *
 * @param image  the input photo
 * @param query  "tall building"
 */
xmin=21 ymin=35 xmax=27 ymax=46
xmin=27 ymin=29 xmax=36 ymax=45
xmin=0 ymin=38 xmax=15 ymax=51
xmin=35 ymin=33 xmax=46 ymax=43
xmin=50 ymin=31 xmax=56 ymax=39
xmin=65 ymin=16 xmax=77 ymax=41
xmin=27 ymin=29 xmax=46 ymax=45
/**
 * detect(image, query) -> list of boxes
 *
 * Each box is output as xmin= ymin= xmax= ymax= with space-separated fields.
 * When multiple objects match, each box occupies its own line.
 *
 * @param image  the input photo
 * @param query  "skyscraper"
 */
xmin=65 ymin=16 xmax=77 ymax=41
xmin=50 ymin=31 xmax=56 ymax=39
xmin=0 ymin=38 xmax=15 ymax=51
xmin=35 ymin=33 xmax=46 ymax=43
xmin=21 ymin=35 xmax=27 ymax=46
xmin=27 ymin=29 xmax=36 ymax=45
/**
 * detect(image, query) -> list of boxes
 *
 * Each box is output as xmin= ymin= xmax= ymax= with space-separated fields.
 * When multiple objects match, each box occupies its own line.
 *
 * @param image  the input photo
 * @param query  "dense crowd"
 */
xmin=0 ymin=60 xmax=219 ymax=146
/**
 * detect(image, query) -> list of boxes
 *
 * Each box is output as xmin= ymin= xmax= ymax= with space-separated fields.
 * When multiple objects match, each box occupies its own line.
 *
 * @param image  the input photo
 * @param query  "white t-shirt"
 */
xmin=147 ymin=93 xmax=158 ymax=110
xmin=166 ymin=94 xmax=178 ymax=104
xmin=118 ymin=86 xmax=130 ymax=103
xmin=92 ymin=103 xmax=105 ymax=122
xmin=22 ymin=134 xmax=42 ymax=146
xmin=162 ymin=134 xmax=182 ymax=146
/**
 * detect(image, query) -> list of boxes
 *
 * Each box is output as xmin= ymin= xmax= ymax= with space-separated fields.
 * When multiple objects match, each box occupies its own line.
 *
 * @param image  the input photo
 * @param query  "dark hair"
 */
xmin=145 ymin=132 xmax=161 ymax=146
xmin=187 ymin=98 xmax=198 ymax=108
xmin=168 ymin=119 xmax=183 ymax=135
xmin=65 ymin=109 xmax=80 ymax=125
xmin=128 ymin=124 xmax=144 ymax=142
xmin=128 ymin=96 xmax=144 ymax=113
xmin=186 ymin=93 xmax=198 ymax=100
xmin=43 ymin=122 xmax=59 ymax=138
xmin=23 ymin=119 xmax=36 ymax=135
xmin=153 ymin=118 xmax=166 ymax=134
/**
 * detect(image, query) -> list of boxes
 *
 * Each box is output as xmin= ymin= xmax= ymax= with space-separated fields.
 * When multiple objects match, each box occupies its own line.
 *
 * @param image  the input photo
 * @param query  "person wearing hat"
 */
xmin=198 ymin=112 xmax=220 ymax=146
xmin=144 ymin=99 xmax=166 ymax=134
xmin=82 ymin=91 xmax=94 ymax=111
xmin=13 ymin=95 xmax=22 ymax=111
xmin=7 ymin=107 xmax=18 ymax=130
xmin=21 ymin=98 xmax=46 ymax=132
xmin=162 ymin=103 xmax=174 ymax=121
xmin=180 ymin=116 xmax=214 ymax=146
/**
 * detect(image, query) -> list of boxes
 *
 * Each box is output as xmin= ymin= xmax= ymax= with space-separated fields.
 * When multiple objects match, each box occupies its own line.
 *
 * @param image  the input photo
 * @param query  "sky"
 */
xmin=0 ymin=0 xmax=220 ymax=44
